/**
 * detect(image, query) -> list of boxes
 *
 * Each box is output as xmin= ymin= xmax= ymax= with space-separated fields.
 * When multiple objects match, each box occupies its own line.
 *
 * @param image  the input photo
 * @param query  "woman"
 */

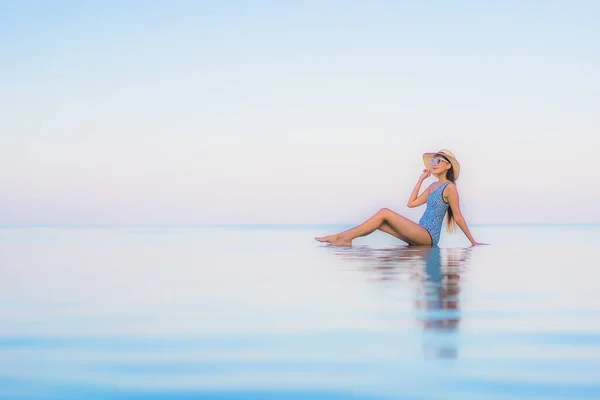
xmin=315 ymin=149 xmax=486 ymax=247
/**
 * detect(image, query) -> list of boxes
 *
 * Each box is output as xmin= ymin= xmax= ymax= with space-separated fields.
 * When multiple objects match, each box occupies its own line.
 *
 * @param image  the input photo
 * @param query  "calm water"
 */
xmin=1 ymin=225 xmax=600 ymax=400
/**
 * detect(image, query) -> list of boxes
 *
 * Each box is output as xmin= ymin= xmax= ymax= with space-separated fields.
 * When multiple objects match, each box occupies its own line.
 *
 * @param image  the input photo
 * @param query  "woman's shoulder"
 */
xmin=442 ymin=181 xmax=458 ymax=194
xmin=440 ymin=181 xmax=457 ymax=192
xmin=437 ymin=181 xmax=456 ymax=189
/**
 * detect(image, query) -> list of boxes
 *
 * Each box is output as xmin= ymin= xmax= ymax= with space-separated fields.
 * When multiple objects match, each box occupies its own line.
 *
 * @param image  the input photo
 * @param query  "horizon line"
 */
xmin=1 ymin=223 xmax=600 ymax=229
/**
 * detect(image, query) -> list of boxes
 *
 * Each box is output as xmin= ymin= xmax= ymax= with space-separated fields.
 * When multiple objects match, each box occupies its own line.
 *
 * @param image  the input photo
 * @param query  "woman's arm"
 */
xmin=407 ymin=169 xmax=432 ymax=208
xmin=445 ymin=184 xmax=487 ymax=246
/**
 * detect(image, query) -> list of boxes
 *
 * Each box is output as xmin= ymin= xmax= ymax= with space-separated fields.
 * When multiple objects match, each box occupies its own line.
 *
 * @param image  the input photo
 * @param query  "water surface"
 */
xmin=1 ymin=225 xmax=599 ymax=399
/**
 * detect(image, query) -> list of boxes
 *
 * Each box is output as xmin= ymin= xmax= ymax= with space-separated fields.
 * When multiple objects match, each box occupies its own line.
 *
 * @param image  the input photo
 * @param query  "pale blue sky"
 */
xmin=2 ymin=0 xmax=599 ymax=225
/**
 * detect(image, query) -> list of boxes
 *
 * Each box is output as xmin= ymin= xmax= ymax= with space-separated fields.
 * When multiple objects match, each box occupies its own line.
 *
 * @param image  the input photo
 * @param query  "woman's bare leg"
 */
xmin=378 ymin=221 xmax=404 ymax=240
xmin=316 ymin=221 xmax=401 ymax=242
xmin=315 ymin=222 xmax=399 ymax=244
xmin=315 ymin=208 xmax=432 ymax=246
xmin=315 ymin=210 xmax=397 ymax=245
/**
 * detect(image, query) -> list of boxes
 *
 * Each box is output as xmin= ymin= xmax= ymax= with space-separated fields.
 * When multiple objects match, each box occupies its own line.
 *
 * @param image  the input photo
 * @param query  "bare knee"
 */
xmin=377 ymin=208 xmax=393 ymax=218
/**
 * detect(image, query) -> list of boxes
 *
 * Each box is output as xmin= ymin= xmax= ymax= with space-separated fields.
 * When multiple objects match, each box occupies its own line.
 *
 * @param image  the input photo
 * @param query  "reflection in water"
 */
xmin=418 ymin=246 xmax=471 ymax=359
xmin=330 ymin=245 xmax=471 ymax=359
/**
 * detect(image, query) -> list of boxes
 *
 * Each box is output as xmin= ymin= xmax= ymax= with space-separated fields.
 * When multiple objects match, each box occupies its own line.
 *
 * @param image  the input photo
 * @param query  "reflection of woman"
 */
xmin=417 ymin=246 xmax=470 ymax=359
xmin=332 ymin=245 xmax=470 ymax=359
xmin=315 ymin=150 xmax=486 ymax=247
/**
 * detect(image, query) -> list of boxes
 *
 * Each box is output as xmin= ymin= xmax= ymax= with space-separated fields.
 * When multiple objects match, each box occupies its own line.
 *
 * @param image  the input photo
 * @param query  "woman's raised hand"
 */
xmin=419 ymin=168 xmax=431 ymax=180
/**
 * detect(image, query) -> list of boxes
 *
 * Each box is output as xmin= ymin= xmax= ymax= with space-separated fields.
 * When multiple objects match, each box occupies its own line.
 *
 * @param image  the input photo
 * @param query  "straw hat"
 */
xmin=423 ymin=149 xmax=460 ymax=180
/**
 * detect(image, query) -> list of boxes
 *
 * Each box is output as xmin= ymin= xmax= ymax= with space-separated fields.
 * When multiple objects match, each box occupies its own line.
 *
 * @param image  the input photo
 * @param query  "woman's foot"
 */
xmin=315 ymin=234 xmax=336 ymax=243
xmin=330 ymin=236 xmax=353 ymax=246
xmin=315 ymin=234 xmax=353 ymax=246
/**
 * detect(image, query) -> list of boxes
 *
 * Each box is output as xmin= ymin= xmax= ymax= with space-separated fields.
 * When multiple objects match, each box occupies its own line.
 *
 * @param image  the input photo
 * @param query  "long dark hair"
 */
xmin=441 ymin=156 xmax=457 ymax=233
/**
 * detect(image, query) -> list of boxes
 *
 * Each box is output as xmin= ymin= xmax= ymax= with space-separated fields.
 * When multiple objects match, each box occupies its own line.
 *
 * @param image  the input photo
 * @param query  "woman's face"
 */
xmin=429 ymin=156 xmax=451 ymax=175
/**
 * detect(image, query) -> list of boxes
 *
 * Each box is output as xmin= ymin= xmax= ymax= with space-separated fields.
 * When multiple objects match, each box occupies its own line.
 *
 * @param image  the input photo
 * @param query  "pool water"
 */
xmin=1 ymin=225 xmax=599 ymax=399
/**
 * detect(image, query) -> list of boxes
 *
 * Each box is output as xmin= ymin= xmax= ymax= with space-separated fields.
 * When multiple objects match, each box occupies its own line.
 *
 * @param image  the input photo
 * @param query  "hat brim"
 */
xmin=423 ymin=152 xmax=460 ymax=179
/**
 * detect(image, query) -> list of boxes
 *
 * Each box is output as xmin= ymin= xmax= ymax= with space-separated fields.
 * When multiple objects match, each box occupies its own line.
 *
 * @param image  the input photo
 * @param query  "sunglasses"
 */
xmin=429 ymin=157 xmax=450 ymax=166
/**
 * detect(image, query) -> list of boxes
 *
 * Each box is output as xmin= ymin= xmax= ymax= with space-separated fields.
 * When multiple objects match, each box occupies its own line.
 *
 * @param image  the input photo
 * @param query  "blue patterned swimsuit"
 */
xmin=418 ymin=181 xmax=451 ymax=246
